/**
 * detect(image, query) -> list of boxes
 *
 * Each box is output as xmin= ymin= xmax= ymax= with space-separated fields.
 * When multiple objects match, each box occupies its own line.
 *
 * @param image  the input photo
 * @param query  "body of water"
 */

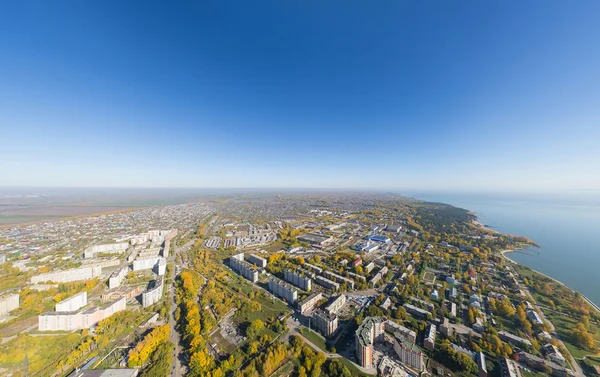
xmin=405 ymin=191 xmax=600 ymax=306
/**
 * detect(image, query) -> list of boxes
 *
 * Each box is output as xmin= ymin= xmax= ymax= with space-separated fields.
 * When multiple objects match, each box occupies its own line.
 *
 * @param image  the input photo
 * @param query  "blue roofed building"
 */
xmin=366 ymin=235 xmax=391 ymax=244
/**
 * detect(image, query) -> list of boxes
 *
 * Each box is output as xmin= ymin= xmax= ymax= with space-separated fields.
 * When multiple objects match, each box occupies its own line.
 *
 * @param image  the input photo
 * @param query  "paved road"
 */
xmin=169 ymin=239 xmax=194 ymax=377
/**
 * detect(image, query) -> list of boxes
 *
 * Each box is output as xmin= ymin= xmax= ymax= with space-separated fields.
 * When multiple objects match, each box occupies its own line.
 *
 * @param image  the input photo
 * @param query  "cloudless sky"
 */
xmin=1 ymin=1 xmax=599 ymax=191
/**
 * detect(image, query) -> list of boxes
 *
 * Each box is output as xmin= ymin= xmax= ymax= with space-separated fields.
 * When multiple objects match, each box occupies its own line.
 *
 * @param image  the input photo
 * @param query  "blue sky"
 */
xmin=1 ymin=1 xmax=599 ymax=191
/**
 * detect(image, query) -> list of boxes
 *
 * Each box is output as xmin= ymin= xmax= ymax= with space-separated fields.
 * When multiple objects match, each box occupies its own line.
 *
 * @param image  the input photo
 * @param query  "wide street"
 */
xmin=169 ymin=239 xmax=195 ymax=377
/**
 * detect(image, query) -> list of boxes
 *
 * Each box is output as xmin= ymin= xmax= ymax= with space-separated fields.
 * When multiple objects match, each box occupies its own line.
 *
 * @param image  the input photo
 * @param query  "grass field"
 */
xmin=545 ymin=312 xmax=600 ymax=359
xmin=263 ymin=241 xmax=287 ymax=253
xmin=219 ymin=273 xmax=291 ymax=323
xmin=300 ymin=327 xmax=328 ymax=352
xmin=0 ymin=333 xmax=81 ymax=376
xmin=339 ymin=358 xmax=374 ymax=376
xmin=494 ymin=315 xmax=520 ymax=333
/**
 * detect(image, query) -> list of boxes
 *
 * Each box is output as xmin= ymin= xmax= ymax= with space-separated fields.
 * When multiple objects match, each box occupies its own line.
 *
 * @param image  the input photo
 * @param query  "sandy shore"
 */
xmin=500 ymin=249 xmax=517 ymax=264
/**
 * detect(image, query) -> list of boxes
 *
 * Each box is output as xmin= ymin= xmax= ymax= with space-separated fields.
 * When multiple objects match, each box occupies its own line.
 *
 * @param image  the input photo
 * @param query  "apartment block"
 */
xmin=424 ymin=323 xmax=436 ymax=351
xmin=393 ymin=335 xmax=424 ymax=371
xmin=247 ymin=254 xmax=267 ymax=268
xmin=83 ymin=242 xmax=129 ymax=259
xmin=142 ymin=278 xmax=164 ymax=307
xmin=108 ymin=266 xmax=129 ymax=289
xmin=56 ymin=292 xmax=87 ymax=312
xmin=315 ymin=276 xmax=339 ymax=291
xmin=39 ymin=297 xmax=126 ymax=331
xmin=322 ymin=270 xmax=355 ymax=290
xmin=312 ymin=309 xmax=338 ymax=337
xmin=298 ymin=292 xmax=322 ymax=315
xmin=268 ymin=277 xmax=298 ymax=304
xmin=284 ymin=269 xmax=312 ymax=291
xmin=31 ymin=266 xmax=102 ymax=284
xmin=355 ymin=316 xmax=385 ymax=368
xmin=384 ymin=320 xmax=417 ymax=344
xmin=0 ymin=294 xmax=19 ymax=316
xmin=324 ymin=294 xmax=346 ymax=315
xmin=230 ymin=253 xmax=259 ymax=283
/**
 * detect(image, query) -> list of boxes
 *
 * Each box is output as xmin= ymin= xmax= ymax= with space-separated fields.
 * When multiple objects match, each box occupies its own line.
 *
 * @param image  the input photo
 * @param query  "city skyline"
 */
xmin=1 ymin=1 xmax=599 ymax=191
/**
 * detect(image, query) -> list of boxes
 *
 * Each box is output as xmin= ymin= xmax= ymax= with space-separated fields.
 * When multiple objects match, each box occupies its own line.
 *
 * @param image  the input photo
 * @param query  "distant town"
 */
xmin=1 ymin=193 xmax=599 ymax=377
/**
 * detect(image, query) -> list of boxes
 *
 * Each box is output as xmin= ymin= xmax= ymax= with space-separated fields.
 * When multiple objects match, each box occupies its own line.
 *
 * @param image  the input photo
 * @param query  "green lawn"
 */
xmin=300 ymin=327 xmax=328 ymax=352
xmin=493 ymin=315 xmax=520 ymax=333
xmin=339 ymin=358 xmax=375 ymax=376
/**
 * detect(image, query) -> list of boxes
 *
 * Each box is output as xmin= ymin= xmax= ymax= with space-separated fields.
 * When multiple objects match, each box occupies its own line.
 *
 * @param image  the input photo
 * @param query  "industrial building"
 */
xmin=268 ymin=277 xmax=298 ymax=304
xmin=298 ymin=292 xmax=322 ymax=315
xmin=284 ymin=269 xmax=312 ymax=291
xmin=230 ymin=253 xmax=259 ymax=283
xmin=31 ymin=266 xmax=102 ymax=284
xmin=108 ymin=266 xmax=129 ymax=289
xmin=56 ymin=292 xmax=88 ymax=312
xmin=324 ymin=294 xmax=346 ymax=315
xmin=142 ymin=278 xmax=164 ymax=307
xmin=385 ymin=224 xmax=403 ymax=233
xmin=315 ymin=276 xmax=339 ymax=291
xmin=365 ymin=235 xmax=391 ymax=244
xmin=297 ymin=232 xmax=333 ymax=245
xmin=83 ymin=242 xmax=129 ymax=259
xmin=312 ymin=309 xmax=338 ymax=337
xmin=39 ymin=297 xmax=126 ymax=331
xmin=0 ymin=293 xmax=19 ymax=316
xmin=247 ymin=254 xmax=267 ymax=268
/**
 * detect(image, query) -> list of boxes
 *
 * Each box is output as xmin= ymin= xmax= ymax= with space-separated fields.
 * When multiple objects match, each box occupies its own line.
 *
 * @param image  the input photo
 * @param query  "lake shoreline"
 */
xmin=500 ymin=249 xmax=600 ymax=313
